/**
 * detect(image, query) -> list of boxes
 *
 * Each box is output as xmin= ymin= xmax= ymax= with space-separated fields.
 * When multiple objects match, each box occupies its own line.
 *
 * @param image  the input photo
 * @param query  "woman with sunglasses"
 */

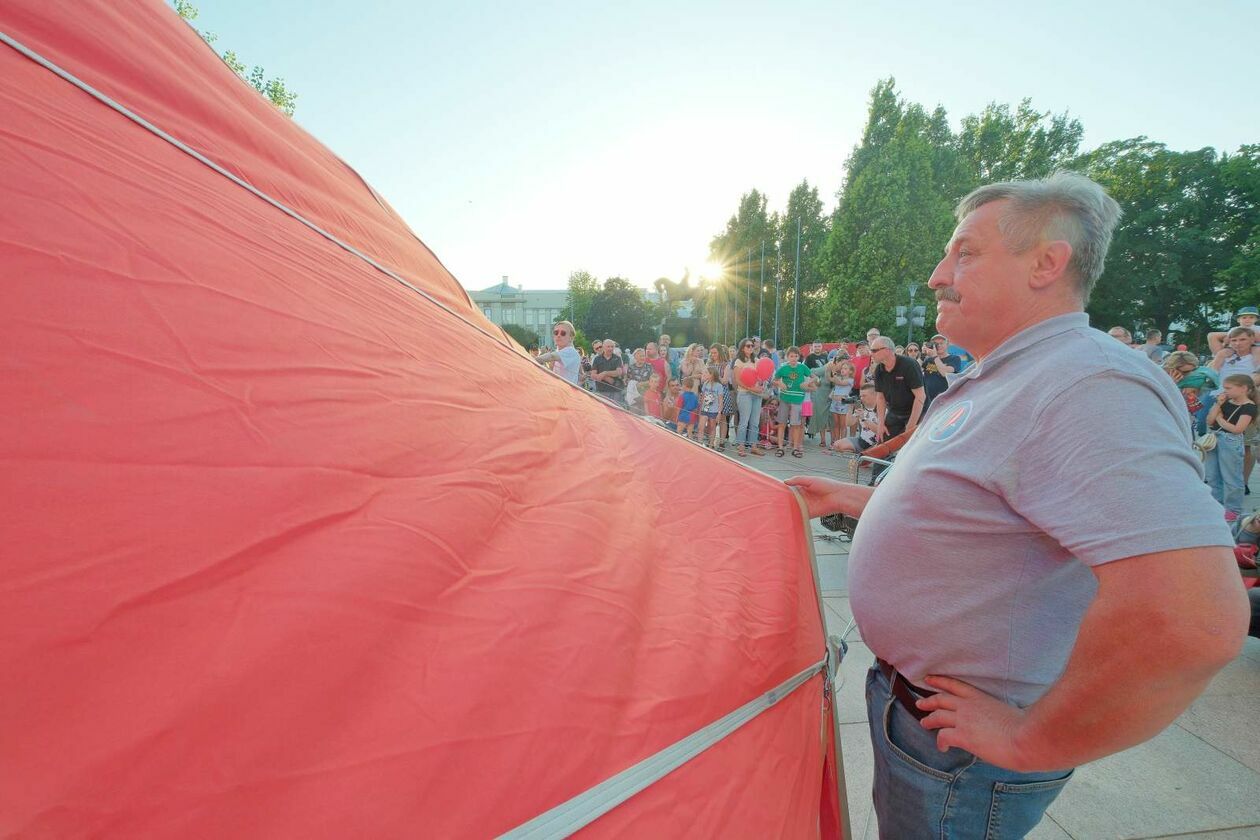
xmin=732 ymin=339 xmax=767 ymax=457
xmin=534 ymin=320 xmax=582 ymax=385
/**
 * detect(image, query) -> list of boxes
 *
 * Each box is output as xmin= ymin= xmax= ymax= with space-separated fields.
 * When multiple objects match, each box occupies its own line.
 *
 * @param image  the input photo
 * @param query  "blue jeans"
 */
xmin=735 ymin=391 xmax=762 ymax=447
xmin=865 ymin=665 xmax=1072 ymax=839
xmin=1204 ymin=431 xmax=1246 ymax=514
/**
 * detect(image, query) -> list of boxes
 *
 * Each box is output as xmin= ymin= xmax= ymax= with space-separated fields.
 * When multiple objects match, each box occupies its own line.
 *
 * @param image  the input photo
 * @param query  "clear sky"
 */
xmin=180 ymin=0 xmax=1258 ymax=291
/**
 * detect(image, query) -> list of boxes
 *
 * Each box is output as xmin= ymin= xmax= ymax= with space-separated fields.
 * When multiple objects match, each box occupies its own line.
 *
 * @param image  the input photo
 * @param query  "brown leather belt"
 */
xmin=876 ymin=657 xmax=935 ymax=722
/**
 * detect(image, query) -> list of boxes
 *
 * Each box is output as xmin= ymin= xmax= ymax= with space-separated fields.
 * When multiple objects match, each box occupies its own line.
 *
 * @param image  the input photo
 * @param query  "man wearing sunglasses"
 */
xmin=535 ymin=320 xmax=581 ymax=385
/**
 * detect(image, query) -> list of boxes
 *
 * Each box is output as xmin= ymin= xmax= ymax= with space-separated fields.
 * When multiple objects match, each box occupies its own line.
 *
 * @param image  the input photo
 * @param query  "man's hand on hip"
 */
xmin=916 ymin=675 xmax=1036 ymax=772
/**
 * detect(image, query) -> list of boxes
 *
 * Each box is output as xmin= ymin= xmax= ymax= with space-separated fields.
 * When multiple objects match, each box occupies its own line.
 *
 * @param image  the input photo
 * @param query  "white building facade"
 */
xmin=469 ymin=278 xmax=570 ymax=348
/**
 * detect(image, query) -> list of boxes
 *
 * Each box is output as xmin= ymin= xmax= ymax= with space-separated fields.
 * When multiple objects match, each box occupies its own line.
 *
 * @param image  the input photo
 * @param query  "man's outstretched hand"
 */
xmin=785 ymin=475 xmax=872 ymax=519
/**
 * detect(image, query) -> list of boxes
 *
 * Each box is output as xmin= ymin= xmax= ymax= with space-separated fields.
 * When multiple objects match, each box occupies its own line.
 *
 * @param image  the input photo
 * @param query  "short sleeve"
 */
xmin=903 ymin=358 xmax=924 ymax=388
xmin=992 ymin=372 xmax=1232 ymax=566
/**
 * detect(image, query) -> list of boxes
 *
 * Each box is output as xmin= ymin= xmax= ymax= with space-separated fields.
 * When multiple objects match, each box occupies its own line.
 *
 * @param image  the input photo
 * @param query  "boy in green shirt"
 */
xmin=773 ymin=346 xmax=815 ymax=457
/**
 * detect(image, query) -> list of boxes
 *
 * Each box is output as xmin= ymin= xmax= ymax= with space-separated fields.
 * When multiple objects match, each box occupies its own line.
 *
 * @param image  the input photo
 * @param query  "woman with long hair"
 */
xmin=680 ymin=343 xmax=706 ymax=382
xmin=732 ymin=338 xmax=766 ymax=457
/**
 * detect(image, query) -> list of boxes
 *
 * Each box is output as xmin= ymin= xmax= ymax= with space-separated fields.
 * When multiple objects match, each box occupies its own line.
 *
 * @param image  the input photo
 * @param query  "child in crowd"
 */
xmin=699 ymin=365 xmax=725 ymax=448
xmin=828 ymin=359 xmax=856 ymax=445
xmin=1205 ymin=373 xmax=1257 ymax=522
xmin=661 ymin=379 xmax=681 ymax=426
xmin=643 ymin=372 xmax=663 ymax=419
xmin=831 ymin=383 xmax=880 ymax=455
xmin=772 ymin=346 xmax=815 ymax=458
xmin=677 ymin=377 xmax=700 ymax=439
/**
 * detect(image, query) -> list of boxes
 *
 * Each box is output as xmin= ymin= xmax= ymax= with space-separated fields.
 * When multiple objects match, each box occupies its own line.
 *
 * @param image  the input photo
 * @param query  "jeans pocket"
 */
xmin=879 ymin=692 xmax=954 ymax=782
xmin=986 ymin=770 xmax=1074 ymax=840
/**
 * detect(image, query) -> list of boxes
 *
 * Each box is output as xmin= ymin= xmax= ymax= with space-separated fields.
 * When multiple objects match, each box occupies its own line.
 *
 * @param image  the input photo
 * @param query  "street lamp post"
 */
xmin=792 ymin=216 xmax=802 ymax=347
xmin=757 ymin=240 xmax=765 ymax=338
xmin=774 ymin=261 xmax=782 ymax=347
xmin=744 ymin=249 xmax=751 ymax=339
xmin=907 ymin=283 xmax=919 ymax=345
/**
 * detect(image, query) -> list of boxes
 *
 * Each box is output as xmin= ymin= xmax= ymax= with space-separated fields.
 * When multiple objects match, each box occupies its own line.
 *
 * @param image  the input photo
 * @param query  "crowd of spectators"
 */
xmin=533 ymin=320 xmax=983 ymax=461
xmin=534 ymin=306 xmax=1260 ymax=524
xmin=536 ymin=306 xmax=1260 ymax=605
xmin=1142 ymin=306 xmax=1260 ymax=526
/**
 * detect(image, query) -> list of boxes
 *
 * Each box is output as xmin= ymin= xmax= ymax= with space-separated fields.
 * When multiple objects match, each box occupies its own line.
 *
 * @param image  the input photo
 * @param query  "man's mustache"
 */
xmin=936 ymin=290 xmax=961 ymax=304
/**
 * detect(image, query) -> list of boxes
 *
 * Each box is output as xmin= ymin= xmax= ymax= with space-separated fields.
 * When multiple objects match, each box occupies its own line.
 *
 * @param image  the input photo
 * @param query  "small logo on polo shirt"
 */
xmin=928 ymin=400 xmax=972 ymax=442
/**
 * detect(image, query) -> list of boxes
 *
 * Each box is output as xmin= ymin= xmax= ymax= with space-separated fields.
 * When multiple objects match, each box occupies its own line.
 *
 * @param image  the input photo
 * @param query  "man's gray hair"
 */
xmin=955 ymin=172 xmax=1122 ymax=301
xmin=871 ymin=336 xmax=896 ymax=352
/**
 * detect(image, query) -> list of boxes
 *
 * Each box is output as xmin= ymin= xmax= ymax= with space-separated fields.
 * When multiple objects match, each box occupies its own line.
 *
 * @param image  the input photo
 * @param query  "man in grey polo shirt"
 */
xmin=789 ymin=172 xmax=1246 ymax=839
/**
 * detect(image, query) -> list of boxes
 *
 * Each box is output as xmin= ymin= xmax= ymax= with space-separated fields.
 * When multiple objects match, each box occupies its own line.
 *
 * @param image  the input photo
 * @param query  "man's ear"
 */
xmin=1030 ymin=240 xmax=1074 ymax=290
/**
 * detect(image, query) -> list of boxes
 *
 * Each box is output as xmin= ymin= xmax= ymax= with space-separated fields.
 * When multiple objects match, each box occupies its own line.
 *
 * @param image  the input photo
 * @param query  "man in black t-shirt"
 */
xmin=870 ymin=336 xmax=925 ymax=439
xmin=920 ymin=334 xmax=961 ymax=409
xmin=590 ymin=337 xmax=625 ymax=397
xmin=804 ymin=340 xmax=829 ymax=371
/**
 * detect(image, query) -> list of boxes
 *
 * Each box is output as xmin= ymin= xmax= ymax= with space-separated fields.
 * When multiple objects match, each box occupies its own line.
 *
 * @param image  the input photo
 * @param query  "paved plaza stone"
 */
xmin=724 ymin=430 xmax=1260 ymax=840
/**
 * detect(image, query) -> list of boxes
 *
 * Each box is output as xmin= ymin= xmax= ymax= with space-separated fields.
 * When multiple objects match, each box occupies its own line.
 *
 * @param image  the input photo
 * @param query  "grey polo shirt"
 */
xmin=848 ymin=312 xmax=1233 ymax=708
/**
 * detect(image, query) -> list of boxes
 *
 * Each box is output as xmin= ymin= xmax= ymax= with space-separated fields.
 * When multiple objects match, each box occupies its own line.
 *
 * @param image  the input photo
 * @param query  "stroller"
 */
xmin=830 ymin=428 xmax=913 ymax=487
xmin=757 ymin=397 xmax=780 ymax=450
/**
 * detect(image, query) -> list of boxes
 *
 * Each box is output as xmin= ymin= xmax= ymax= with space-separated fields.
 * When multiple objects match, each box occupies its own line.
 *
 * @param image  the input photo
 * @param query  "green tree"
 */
xmin=564 ymin=270 xmax=600 ymax=334
xmin=1076 ymin=138 xmax=1240 ymax=342
xmin=585 ymin=277 xmax=660 ymax=349
xmin=776 ymin=180 xmax=830 ymax=344
xmin=1219 ymin=145 xmax=1260 ymax=318
xmin=844 ymin=78 xmax=904 ymax=191
xmin=956 ymin=99 xmax=1083 ymax=184
xmin=173 ymin=0 xmax=299 ymax=116
xmin=500 ymin=323 xmax=541 ymax=349
xmin=818 ymin=81 xmax=955 ymax=340
xmin=709 ymin=189 xmax=776 ymax=339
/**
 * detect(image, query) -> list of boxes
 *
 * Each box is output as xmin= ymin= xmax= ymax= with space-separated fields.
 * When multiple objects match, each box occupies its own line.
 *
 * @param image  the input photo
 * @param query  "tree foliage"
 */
xmin=173 ymin=0 xmax=299 ymax=116
xmin=709 ymin=190 xmax=776 ymax=339
xmin=819 ymin=108 xmax=954 ymax=340
xmin=500 ymin=322 xmax=541 ymax=349
xmin=776 ymin=180 xmax=830 ymax=344
xmin=583 ymin=277 xmax=662 ymax=349
xmin=957 ymin=99 xmax=1083 ymax=184
xmin=1073 ymin=139 xmax=1259 ymax=344
xmin=1219 ymin=145 xmax=1260 ymax=318
xmin=564 ymin=270 xmax=600 ymax=328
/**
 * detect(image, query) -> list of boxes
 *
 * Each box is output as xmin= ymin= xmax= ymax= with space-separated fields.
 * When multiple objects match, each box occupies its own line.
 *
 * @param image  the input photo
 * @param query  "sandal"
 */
xmin=792 ymin=449 xmax=803 ymax=458
xmin=737 ymin=446 xmax=747 ymax=457
xmin=776 ymin=448 xmax=785 ymax=457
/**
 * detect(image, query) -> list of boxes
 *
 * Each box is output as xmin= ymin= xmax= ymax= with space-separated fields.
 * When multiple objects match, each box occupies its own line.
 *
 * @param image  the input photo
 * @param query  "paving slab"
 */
xmin=822 ymin=595 xmax=862 ymax=642
xmin=1045 ymin=724 xmax=1260 ymax=839
xmin=834 ymin=641 xmax=875 ymax=726
xmin=814 ymin=551 xmax=849 ymax=593
xmin=838 ymin=721 xmax=875 ymax=840
xmin=1198 ymin=652 xmax=1260 ymax=697
xmin=1027 ymin=814 xmax=1075 ymax=839
xmin=1142 ymin=827 xmax=1260 ymax=839
xmin=1177 ymin=693 xmax=1260 ymax=773
xmin=1241 ymin=633 xmax=1260 ymax=665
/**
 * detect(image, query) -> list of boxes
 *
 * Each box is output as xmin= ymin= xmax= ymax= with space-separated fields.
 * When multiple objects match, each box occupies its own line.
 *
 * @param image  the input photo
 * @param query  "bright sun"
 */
xmin=695 ymin=260 xmax=726 ymax=280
